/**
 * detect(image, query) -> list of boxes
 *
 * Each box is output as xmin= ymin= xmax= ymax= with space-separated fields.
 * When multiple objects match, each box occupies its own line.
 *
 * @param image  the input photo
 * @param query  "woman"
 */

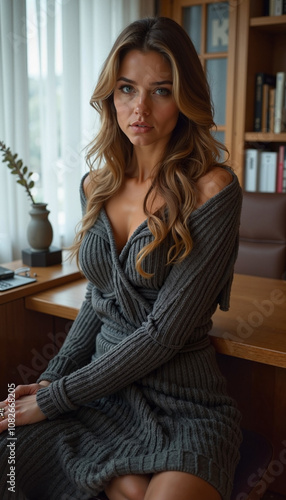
xmin=0 ymin=17 xmax=242 ymax=500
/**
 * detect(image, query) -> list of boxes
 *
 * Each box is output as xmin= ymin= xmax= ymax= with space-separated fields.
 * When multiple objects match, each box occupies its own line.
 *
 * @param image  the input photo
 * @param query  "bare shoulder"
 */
xmin=83 ymin=171 xmax=97 ymax=199
xmin=195 ymin=166 xmax=232 ymax=208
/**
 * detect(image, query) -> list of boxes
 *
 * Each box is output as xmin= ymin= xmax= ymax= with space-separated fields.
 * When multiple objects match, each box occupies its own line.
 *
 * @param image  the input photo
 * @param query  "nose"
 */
xmin=134 ymin=92 xmax=150 ymax=116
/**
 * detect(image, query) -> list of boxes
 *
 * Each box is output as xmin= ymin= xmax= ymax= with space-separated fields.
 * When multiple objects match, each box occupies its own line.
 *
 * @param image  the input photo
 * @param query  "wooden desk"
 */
xmin=0 ymin=257 xmax=82 ymax=397
xmin=0 ymin=257 xmax=82 ymax=305
xmin=210 ymin=274 xmax=286 ymax=368
xmin=25 ymin=274 xmax=286 ymax=368
xmin=26 ymin=279 xmax=87 ymax=321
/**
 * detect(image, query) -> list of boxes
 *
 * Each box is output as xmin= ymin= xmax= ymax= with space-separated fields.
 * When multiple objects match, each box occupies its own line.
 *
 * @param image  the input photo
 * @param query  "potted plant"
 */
xmin=0 ymin=140 xmax=53 ymax=252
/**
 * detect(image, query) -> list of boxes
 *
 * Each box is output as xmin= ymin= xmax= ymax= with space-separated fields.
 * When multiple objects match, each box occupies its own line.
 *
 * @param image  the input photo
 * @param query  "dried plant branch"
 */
xmin=0 ymin=140 xmax=36 ymax=205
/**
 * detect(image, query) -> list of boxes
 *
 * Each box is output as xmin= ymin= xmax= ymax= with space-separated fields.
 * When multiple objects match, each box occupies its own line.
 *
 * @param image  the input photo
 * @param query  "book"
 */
xmin=262 ymin=84 xmax=269 ymax=132
xmin=254 ymin=73 xmax=276 ymax=132
xmin=283 ymin=147 xmax=286 ymax=192
xmin=244 ymin=149 xmax=260 ymax=191
xmin=274 ymin=71 xmax=286 ymax=133
xmin=262 ymin=83 xmax=275 ymax=132
xmin=276 ymin=145 xmax=285 ymax=192
xmin=268 ymin=87 xmax=276 ymax=133
xmin=274 ymin=0 xmax=283 ymax=15
xmin=269 ymin=0 xmax=276 ymax=15
xmin=269 ymin=0 xmax=284 ymax=14
xmin=259 ymin=152 xmax=278 ymax=192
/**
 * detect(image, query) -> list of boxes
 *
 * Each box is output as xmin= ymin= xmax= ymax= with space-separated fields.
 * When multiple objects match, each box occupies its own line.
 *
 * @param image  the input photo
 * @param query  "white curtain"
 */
xmin=0 ymin=0 xmax=155 ymax=262
xmin=0 ymin=0 xmax=30 ymax=261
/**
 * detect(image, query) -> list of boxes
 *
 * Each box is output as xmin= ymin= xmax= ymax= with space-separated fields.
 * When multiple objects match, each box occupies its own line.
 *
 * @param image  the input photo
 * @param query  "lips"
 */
xmin=130 ymin=121 xmax=153 ymax=133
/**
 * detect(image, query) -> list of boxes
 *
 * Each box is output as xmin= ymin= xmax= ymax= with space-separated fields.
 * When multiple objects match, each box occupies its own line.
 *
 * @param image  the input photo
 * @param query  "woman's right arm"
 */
xmin=2 ymin=289 xmax=100 ymax=410
xmin=36 ymin=281 xmax=102 ymax=384
xmin=36 ymin=174 xmax=101 ymax=384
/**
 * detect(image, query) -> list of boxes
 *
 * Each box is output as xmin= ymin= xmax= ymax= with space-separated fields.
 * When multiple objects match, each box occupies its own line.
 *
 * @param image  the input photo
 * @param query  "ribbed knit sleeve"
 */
xmin=37 ymin=176 xmax=242 ymax=419
xmin=37 ymin=177 xmax=102 ymax=383
xmin=37 ymin=278 xmax=102 ymax=383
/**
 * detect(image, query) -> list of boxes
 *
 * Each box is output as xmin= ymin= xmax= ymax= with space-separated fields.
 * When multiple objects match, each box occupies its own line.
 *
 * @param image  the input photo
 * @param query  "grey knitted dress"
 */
xmin=0 ymin=169 xmax=242 ymax=500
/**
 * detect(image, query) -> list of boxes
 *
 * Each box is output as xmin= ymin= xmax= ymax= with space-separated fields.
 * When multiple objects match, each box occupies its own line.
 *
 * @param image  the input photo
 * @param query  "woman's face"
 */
xmin=113 ymin=50 xmax=179 ymax=150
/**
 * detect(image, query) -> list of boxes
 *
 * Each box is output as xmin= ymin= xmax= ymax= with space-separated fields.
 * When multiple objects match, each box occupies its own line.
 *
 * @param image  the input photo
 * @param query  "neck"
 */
xmin=128 ymin=145 xmax=164 ymax=182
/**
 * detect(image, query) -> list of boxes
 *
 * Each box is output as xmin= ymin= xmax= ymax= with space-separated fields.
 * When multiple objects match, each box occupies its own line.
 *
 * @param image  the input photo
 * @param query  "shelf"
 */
xmin=250 ymin=15 xmax=286 ymax=32
xmin=245 ymin=132 xmax=286 ymax=142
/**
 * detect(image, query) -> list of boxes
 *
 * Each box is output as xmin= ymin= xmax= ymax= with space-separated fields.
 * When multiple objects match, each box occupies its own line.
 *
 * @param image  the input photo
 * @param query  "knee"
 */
xmin=105 ymin=474 xmax=149 ymax=500
xmin=124 ymin=481 xmax=147 ymax=500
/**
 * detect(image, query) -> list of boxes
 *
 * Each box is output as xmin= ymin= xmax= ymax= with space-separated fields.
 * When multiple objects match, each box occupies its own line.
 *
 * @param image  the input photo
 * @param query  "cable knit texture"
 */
xmin=0 ymin=169 xmax=242 ymax=500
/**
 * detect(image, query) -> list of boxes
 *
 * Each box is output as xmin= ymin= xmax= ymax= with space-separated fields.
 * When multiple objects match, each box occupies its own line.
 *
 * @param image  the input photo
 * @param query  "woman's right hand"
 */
xmin=0 ymin=381 xmax=50 ymax=405
xmin=0 ymin=382 xmax=51 ymax=433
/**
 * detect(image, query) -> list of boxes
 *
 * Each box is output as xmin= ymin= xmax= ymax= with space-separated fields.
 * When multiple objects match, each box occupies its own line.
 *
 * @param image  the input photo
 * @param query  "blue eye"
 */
xmin=155 ymin=88 xmax=171 ymax=96
xmin=119 ymin=85 xmax=133 ymax=94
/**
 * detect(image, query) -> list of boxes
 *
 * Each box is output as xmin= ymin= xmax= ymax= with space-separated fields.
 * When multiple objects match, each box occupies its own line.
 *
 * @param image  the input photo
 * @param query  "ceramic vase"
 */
xmin=27 ymin=203 xmax=53 ymax=251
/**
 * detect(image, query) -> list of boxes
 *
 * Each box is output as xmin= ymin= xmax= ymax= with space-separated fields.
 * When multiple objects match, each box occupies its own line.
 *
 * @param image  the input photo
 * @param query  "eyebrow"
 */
xmin=116 ymin=76 xmax=173 ymax=85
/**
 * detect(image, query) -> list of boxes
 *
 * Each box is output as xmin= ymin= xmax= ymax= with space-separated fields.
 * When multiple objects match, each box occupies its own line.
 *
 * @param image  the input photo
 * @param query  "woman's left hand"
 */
xmin=0 ymin=385 xmax=47 ymax=434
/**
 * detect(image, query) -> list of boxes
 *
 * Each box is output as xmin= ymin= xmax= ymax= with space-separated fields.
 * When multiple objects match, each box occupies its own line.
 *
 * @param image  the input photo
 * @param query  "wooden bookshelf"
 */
xmin=250 ymin=14 xmax=286 ymax=30
xmin=159 ymin=0 xmax=286 ymax=189
xmin=239 ymin=3 xmax=286 ymax=187
xmin=245 ymin=132 xmax=286 ymax=142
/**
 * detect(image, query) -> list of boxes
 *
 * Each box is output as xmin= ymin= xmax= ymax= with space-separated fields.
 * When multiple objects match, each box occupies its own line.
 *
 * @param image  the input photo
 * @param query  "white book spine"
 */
xmin=259 ymin=152 xmax=277 ymax=192
xmin=244 ymin=149 xmax=260 ymax=191
xmin=274 ymin=72 xmax=286 ymax=133
xmin=274 ymin=0 xmax=283 ymax=15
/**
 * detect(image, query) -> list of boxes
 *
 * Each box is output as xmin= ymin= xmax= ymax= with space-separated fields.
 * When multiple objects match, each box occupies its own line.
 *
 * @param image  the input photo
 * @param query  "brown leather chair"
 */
xmin=235 ymin=192 xmax=286 ymax=280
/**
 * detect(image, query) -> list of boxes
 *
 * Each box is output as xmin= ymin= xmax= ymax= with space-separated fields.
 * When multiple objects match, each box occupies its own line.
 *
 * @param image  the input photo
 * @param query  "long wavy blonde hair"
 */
xmin=70 ymin=17 xmax=228 ymax=277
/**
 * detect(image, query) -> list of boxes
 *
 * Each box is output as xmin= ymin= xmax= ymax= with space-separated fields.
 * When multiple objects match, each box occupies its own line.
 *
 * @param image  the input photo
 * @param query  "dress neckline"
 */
xmin=81 ymin=166 xmax=237 ymax=256
xmin=101 ymin=207 xmax=149 ymax=258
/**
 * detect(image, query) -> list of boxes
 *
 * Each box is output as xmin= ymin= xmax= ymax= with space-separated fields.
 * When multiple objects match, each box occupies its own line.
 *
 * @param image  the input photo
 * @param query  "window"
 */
xmin=183 ymin=2 xmax=229 ymax=149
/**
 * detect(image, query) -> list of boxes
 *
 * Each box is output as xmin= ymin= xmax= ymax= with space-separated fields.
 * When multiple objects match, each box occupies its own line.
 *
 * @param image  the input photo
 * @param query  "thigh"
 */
xmin=144 ymin=471 xmax=222 ymax=500
xmin=105 ymin=474 xmax=151 ymax=500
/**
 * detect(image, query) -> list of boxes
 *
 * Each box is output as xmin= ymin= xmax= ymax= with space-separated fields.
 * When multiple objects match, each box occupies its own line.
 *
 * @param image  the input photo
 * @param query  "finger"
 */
xmin=14 ymin=383 xmax=43 ymax=399
xmin=14 ymin=384 xmax=26 ymax=396
xmin=0 ymin=397 xmax=11 ymax=405
xmin=14 ymin=384 xmax=33 ymax=399
xmin=0 ymin=408 xmax=9 ymax=432
xmin=0 ymin=408 xmax=8 ymax=433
